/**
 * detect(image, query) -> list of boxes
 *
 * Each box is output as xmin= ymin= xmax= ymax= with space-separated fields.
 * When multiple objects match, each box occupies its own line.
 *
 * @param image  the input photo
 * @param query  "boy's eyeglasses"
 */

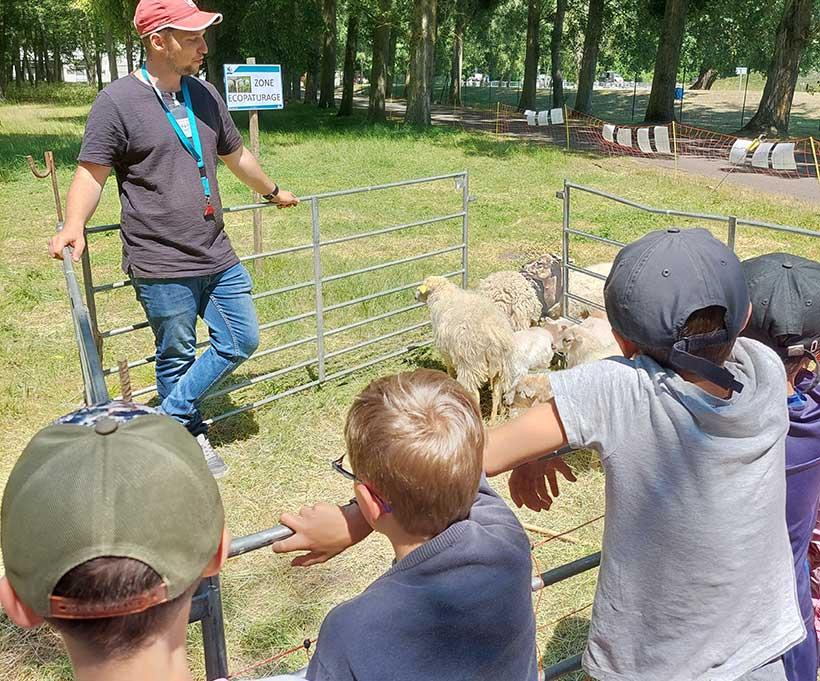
xmin=332 ymin=455 xmax=392 ymax=513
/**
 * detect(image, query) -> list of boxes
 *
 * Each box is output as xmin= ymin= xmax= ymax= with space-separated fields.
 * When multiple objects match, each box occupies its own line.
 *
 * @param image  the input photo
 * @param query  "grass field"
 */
xmin=2 ymin=89 xmax=820 ymax=680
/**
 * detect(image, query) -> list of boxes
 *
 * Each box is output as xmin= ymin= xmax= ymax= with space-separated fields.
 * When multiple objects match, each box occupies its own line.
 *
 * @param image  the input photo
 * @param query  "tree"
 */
xmin=405 ymin=0 xmax=437 ymax=125
xmin=690 ymin=65 xmax=717 ymax=89
xmin=368 ymin=0 xmax=393 ymax=121
xmin=319 ymin=0 xmax=337 ymax=108
xmin=338 ymin=10 xmax=359 ymax=116
xmin=644 ymin=0 xmax=690 ymax=122
xmin=550 ymin=0 xmax=567 ymax=108
xmin=518 ymin=0 xmax=540 ymax=110
xmin=742 ymin=0 xmax=813 ymax=134
xmin=574 ymin=0 xmax=605 ymax=113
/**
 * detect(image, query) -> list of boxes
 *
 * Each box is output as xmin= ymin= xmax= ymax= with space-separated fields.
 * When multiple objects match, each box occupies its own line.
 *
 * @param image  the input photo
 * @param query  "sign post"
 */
xmin=224 ymin=60 xmax=284 ymax=267
xmin=736 ymin=67 xmax=749 ymax=128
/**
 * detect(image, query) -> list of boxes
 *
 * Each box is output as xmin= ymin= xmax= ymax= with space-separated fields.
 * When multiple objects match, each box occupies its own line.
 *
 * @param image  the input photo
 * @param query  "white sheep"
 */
xmin=476 ymin=270 xmax=542 ymax=331
xmin=557 ymin=315 xmax=620 ymax=368
xmin=506 ymin=373 xmax=554 ymax=419
xmin=416 ymin=276 xmax=515 ymax=419
xmin=503 ymin=326 xmax=556 ymax=403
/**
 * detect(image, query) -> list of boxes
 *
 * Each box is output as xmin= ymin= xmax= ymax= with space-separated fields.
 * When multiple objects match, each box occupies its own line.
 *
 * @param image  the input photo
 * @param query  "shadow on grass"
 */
xmin=540 ymin=615 xmax=590 ymax=681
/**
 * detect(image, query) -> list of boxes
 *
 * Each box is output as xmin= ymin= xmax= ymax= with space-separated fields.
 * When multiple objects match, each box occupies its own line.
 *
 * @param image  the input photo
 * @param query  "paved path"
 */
xmin=357 ymin=97 xmax=820 ymax=206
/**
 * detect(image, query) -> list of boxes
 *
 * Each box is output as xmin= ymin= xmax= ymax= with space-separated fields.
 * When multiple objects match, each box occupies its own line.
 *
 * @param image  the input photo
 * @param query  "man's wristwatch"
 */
xmin=262 ymin=184 xmax=280 ymax=201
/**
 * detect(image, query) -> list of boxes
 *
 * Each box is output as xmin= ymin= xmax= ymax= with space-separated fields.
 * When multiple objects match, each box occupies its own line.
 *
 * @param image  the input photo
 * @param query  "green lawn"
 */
xmin=2 ymin=90 xmax=820 ymax=680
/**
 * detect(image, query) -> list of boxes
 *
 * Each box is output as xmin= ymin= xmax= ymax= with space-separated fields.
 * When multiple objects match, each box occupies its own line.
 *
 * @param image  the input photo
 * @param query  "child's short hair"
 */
xmin=47 ymin=558 xmax=199 ymax=658
xmin=345 ymin=369 xmax=484 ymax=537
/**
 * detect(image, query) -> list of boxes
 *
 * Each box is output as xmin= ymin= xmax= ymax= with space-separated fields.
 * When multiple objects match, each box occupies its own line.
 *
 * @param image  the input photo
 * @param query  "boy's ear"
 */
xmin=354 ymin=483 xmax=385 ymax=528
xmin=0 ymin=577 xmax=44 ymax=629
xmin=201 ymin=526 xmax=231 ymax=578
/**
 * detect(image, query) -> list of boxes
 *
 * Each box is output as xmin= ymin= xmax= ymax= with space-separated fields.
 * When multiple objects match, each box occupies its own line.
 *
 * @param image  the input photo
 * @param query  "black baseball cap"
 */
xmin=742 ymin=253 xmax=820 ymax=359
xmin=605 ymin=228 xmax=750 ymax=393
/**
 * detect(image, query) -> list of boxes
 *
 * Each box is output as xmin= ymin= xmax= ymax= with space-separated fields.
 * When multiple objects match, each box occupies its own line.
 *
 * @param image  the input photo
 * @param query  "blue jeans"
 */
xmin=132 ymin=262 xmax=259 ymax=434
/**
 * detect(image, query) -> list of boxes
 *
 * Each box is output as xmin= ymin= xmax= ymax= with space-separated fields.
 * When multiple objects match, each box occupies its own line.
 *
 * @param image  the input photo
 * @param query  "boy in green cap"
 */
xmin=0 ymin=401 xmax=229 ymax=681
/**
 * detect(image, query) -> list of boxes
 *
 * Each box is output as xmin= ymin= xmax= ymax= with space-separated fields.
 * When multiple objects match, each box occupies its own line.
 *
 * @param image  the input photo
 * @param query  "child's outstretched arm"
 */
xmin=485 ymin=400 xmax=576 ymax=512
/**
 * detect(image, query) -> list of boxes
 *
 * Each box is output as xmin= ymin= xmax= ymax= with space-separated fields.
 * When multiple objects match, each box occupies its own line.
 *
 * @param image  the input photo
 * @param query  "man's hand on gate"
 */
xmin=270 ymin=189 xmax=299 ymax=209
xmin=273 ymin=501 xmax=373 ymax=567
xmin=48 ymin=226 xmax=86 ymax=262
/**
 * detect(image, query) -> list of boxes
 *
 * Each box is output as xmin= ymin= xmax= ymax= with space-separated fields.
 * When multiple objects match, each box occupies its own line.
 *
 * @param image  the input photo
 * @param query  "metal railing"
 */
xmin=78 ymin=173 xmax=471 ymax=423
xmin=557 ymin=179 xmax=820 ymax=321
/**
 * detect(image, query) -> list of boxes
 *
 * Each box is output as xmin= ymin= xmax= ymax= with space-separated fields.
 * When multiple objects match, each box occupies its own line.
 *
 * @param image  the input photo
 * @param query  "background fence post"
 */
xmin=311 ymin=197 xmax=326 ymax=382
xmin=727 ymin=216 xmax=737 ymax=251
xmin=564 ymin=104 xmax=570 ymax=151
xmin=199 ymin=577 xmax=229 ymax=680
xmin=561 ymin=180 xmax=570 ymax=318
xmin=247 ymin=56 xmax=263 ymax=271
xmin=461 ymin=172 xmax=469 ymax=289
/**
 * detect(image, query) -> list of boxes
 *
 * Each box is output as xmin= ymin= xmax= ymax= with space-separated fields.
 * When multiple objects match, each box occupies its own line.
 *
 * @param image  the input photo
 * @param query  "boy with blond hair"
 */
xmin=278 ymin=369 xmax=538 ymax=681
xmin=0 ymin=402 xmax=229 ymax=681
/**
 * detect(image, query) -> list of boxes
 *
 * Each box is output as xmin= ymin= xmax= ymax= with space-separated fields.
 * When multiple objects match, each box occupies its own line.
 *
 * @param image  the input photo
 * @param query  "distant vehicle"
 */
xmin=601 ymin=71 xmax=625 ymax=85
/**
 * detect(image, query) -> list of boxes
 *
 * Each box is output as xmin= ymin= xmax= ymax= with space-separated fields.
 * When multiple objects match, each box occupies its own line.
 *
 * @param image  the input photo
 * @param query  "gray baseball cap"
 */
xmin=742 ymin=253 xmax=820 ymax=358
xmin=604 ymin=227 xmax=750 ymax=393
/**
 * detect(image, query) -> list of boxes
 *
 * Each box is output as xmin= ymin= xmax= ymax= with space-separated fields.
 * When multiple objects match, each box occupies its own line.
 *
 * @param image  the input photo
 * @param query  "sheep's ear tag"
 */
xmin=417 ymin=285 xmax=428 ymax=295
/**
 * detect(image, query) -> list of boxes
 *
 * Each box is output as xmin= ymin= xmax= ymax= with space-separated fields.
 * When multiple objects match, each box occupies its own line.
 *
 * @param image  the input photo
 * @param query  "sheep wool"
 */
xmin=417 ymin=276 xmax=516 ymax=419
xmin=476 ymin=271 xmax=542 ymax=332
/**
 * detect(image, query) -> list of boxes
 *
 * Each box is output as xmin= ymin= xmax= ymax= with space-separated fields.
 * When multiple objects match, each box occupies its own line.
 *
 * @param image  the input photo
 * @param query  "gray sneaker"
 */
xmin=196 ymin=434 xmax=228 ymax=479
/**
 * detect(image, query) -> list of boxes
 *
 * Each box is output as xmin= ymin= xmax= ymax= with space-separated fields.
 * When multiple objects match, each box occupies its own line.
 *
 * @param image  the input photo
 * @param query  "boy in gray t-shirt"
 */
xmin=485 ymin=228 xmax=804 ymax=681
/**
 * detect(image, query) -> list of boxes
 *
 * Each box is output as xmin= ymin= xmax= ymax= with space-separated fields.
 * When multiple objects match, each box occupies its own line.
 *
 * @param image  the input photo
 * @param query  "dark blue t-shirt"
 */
xmin=783 ymin=371 xmax=820 ymax=681
xmin=306 ymin=477 xmax=538 ymax=681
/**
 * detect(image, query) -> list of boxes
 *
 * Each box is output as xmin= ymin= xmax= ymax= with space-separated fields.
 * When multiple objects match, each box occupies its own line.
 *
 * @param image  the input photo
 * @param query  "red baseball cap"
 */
xmin=134 ymin=0 xmax=222 ymax=38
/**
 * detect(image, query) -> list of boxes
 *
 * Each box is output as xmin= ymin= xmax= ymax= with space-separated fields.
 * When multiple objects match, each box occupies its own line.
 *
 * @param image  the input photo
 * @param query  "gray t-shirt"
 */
xmin=550 ymin=337 xmax=803 ymax=681
xmin=79 ymin=74 xmax=243 ymax=278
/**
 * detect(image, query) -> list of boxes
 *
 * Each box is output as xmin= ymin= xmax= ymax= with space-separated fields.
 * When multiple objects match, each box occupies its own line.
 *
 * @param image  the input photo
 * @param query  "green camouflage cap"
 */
xmin=1 ymin=402 xmax=224 ymax=619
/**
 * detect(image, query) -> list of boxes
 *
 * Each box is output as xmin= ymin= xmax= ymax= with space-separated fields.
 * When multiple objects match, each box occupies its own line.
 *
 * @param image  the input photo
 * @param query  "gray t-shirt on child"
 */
xmin=550 ymin=337 xmax=803 ymax=681
xmin=79 ymin=74 xmax=243 ymax=278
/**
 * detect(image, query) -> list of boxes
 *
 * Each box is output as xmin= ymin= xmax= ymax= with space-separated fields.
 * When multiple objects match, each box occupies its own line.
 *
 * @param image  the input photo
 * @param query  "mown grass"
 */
xmin=1 ymin=91 xmax=820 ymax=680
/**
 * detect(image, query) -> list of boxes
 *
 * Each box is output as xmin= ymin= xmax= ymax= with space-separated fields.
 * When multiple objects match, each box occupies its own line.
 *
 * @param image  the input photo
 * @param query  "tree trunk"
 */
xmin=574 ymin=0 xmax=604 ymax=113
xmin=369 ymin=0 xmax=392 ymax=121
xmin=305 ymin=45 xmax=320 ymax=104
xmin=95 ymin=49 xmax=103 ymax=91
xmin=292 ymin=70 xmax=302 ymax=99
xmin=0 ymin=8 xmax=7 ymax=99
xmin=105 ymin=27 xmax=118 ymax=82
xmin=518 ymin=0 xmax=540 ymax=110
xmin=125 ymin=28 xmax=135 ymax=73
xmin=447 ymin=7 xmax=467 ymax=106
xmin=405 ymin=0 xmax=437 ymax=125
xmin=82 ymin=45 xmax=96 ymax=87
xmin=319 ymin=0 xmax=337 ymax=108
xmin=385 ymin=30 xmax=396 ymax=97
xmin=203 ymin=26 xmax=224 ymax=95
xmin=690 ymin=65 xmax=718 ymax=90
xmin=644 ymin=0 xmax=689 ymax=123
xmin=550 ymin=0 xmax=567 ymax=108
xmin=338 ymin=14 xmax=359 ymax=116
xmin=741 ymin=0 xmax=813 ymax=135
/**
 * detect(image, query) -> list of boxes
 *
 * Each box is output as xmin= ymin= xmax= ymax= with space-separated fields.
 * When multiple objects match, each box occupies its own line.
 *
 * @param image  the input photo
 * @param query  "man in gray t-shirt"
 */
xmin=484 ymin=229 xmax=803 ymax=681
xmin=48 ymin=0 xmax=298 ymax=477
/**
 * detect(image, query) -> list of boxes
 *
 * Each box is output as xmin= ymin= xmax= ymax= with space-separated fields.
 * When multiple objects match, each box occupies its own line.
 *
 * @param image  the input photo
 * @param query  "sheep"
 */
xmin=520 ymin=253 xmax=563 ymax=318
xmin=416 ymin=276 xmax=515 ymax=419
xmin=506 ymin=373 xmax=554 ymax=419
xmin=556 ymin=316 xmax=620 ymax=368
xmin=476 ymin=270 xmax=542 ymax=331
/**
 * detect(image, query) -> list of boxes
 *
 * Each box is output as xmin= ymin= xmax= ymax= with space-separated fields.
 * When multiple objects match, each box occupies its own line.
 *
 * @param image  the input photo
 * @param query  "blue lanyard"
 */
xmin=141 ymin=65 xmax=212 ymax=212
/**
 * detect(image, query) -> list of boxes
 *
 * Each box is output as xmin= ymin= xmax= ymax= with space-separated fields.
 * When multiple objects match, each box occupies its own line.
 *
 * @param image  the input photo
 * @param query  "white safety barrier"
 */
xmin=654 ymin=126 xmax=672 ymax=154
xmin=637 ymin=128 xmax=652 ymax=154
xmin=525 ymin=110 xmax=537 ymax=127
xmin=616 ymin=127 xmax=633 ymax=148
xmin=772 ymin=143 xmax=798 ymax=171
xmin=603 ymin=124 xmax=616 ymax=143
xmin=752 ymin=142 xmax=775 ymax=169
xmin=729 ymin=139 xmax=753 ymax=165
xmin=538 ymin=110 xmax=550 ymax=126
xmin=550 ymin=107 xmax=565 ymax=125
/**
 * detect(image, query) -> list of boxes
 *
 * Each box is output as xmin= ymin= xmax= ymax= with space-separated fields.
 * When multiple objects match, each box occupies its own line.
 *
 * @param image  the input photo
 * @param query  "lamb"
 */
xmin=416 ymin=276 xmax=515 ymax=419
xmin=506 ymin=373 xmax=554 ymax=418
xmin=556 ymin=315 xmax=620 ymax=368
xmin=476 ymin=270 xmax=542 ymax=331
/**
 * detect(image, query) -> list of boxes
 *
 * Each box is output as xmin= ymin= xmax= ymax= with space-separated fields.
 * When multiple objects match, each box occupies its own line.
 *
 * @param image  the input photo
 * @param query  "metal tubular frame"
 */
xmin=78 ymin=173 xmax=469 ymax=413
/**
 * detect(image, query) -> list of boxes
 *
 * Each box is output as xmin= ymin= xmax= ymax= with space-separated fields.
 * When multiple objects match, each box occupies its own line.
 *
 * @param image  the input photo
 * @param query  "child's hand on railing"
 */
xmin=273 ymin=501 xmax=373 ymax=567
